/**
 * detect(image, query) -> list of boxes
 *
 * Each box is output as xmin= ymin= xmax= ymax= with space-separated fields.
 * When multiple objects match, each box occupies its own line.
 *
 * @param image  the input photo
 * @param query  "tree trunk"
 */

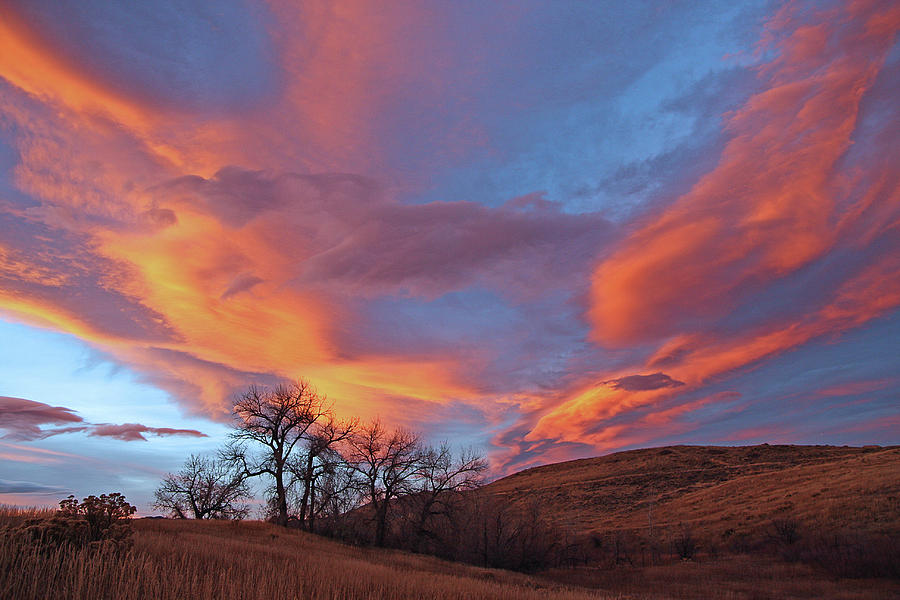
xmin=298 ymin=454 xmax=314 ymax=530
xmin=375 ymin=500 xmax=389 ymax=547
xmin=414 ymin=496 xmax=435 ymax=552
xmin=308 ymin=478 xmax=316 ymax=533
xmin=275 ymin=465 xmax=288 ymax=526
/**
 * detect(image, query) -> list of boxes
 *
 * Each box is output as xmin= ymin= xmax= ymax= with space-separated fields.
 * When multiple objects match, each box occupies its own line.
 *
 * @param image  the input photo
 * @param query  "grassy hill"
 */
xmin=483 ymin=444 xmax=900 ymax=544
xmin=2 ymin=517 xmax=608 ymax=600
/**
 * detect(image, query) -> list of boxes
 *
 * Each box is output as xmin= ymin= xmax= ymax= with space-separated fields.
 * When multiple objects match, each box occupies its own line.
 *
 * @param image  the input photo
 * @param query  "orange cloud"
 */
xmin=0 ymin=1 xmax=484 ymax=421
xmin=520 ymin=0 xmax=900 ymax=452
xmin=589 ymin=0 xmax=898 ymax=346
xmin=0 ymin=5 xmax=150 ymax=130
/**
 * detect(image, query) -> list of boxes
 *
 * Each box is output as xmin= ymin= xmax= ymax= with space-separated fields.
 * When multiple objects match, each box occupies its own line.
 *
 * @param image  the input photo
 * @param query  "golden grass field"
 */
xmin=2 ymin=515 xmax=612 ymax=600
xmin=3 ymin=444 xmax=898 ymax=600
xmin=484 ymin=444 xmax=900 ymax=543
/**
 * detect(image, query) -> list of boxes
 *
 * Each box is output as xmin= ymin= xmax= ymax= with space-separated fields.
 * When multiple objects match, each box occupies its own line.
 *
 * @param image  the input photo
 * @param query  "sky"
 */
xmin=0 ymin=0 xmax=898 ymax=511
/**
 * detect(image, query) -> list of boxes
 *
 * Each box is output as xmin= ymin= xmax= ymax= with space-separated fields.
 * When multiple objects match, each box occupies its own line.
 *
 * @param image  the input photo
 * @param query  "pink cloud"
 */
xmin=88 ymin=423 xmax=207 ymax=442
xmin=495 ymin=0 xmax=900 ymax=465
xmin=0 ymin=396 xmax=206 ymax=443
xmin=0 ymin=396 xmax=84 ymax=440
xmin=604 ymin=372 xmax=684 ymax=392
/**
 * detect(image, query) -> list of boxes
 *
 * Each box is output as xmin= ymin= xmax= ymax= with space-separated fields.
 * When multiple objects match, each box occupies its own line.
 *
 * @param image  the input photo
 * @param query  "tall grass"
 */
xmin=4 ymin=507 xmax=899 ymax=600
xmin=1 ymin=515 xmax=611 ymax=600
xmin=0 ymin=505 xmax=54 ymax=528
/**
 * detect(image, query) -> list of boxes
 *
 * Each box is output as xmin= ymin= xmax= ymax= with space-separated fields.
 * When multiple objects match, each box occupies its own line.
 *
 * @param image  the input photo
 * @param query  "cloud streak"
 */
xmin=0 ymin=478 xmax=67 ymax=495
xmin=0 ymin=396 xmax=205 ymax=442
xmin=88 ymin=423 xmax=206 ymax=442
xmin=605 ymin=373 xmax=684 ymax=392
xmin=0 ymin=396 xmax=83 ymax=440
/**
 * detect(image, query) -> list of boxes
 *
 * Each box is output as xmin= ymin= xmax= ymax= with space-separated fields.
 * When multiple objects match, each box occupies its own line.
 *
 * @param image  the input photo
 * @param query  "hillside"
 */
xmin=2 ymin=517 xmax=607 ymax=600
xmin=483 ymin=444 xmax=900 ymax=542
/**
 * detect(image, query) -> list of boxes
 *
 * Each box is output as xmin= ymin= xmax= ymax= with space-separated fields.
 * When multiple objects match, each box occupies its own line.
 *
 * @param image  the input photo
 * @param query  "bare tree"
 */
xmin=343 ymin=418 xmax=421 ymax=546
xmin=153 ymin=454 xmax=250 ymax=519
xmin=289 ymin=416 xmax=356 ymax=531
xmin=772 ymin=518 xmax=801 ymax=546
xmin=461 ymin=495 xmax=561 ymax=571
xmin=222 ymin=380 xmax=329 ymax=526
xmin=413 ymin=443 xmax=486 ymax=548
xmin=305 ymin=452 xmax=361 ymax=536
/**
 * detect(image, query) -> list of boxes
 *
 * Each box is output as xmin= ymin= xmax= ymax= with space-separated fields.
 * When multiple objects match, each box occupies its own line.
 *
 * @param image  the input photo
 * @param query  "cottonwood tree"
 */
xmin=462 ymin=496 xmax=561 ymax=571
xmin=342 ymin=418 xmax=422 ymax=546
xmin=412 ymin=443 xmax=487 ymax=548
xmin=289 ymin=416 xmax=356 ymax=531
xmin=153 ymin=454 xmax=250 ymax=519
xmin=223 ymin=380 xmax=330 ymax=526
xmin=309 ymin=459 xmax=361 ymax=536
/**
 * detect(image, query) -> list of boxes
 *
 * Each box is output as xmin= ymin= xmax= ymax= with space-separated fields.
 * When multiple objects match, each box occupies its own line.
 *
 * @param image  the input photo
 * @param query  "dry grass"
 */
xmin=0 ymin=505 xmax=55 ymax=529
xmin=480 ymin=444 xmax=900 ymax=599
xmin=1 ymin=516 xmax=613 ymax=600
xmin=484 ymin=445 xmax=900 ymax=543
xmin=543 ymin=556 xmax=900 ymax=600
xmin=5 ymin=516 xmax=897 ymax=600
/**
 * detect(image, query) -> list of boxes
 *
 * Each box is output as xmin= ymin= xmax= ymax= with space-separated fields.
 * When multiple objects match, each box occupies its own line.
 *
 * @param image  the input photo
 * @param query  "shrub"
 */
xmin=672 ymin=526 xmax=697 ymax=560
xmin=771 ymin=518 xmax=801 ymax=546
xmin=4 ymin=493 xmax=136 ymax=552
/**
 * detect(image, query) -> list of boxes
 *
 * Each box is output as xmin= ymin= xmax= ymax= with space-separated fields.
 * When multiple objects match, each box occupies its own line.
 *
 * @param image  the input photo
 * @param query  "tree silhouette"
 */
xmin=154 ymin=454 xmax=250 ymax=519
xmin=223 ymin=380 xmax=329 ymax=526
xmin=343 ymin=418 xmax=421 ymax=546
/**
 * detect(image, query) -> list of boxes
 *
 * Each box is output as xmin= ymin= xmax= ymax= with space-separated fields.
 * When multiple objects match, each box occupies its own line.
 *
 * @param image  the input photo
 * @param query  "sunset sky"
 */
xmin=1 ymin=0 xmax=898 ymax=510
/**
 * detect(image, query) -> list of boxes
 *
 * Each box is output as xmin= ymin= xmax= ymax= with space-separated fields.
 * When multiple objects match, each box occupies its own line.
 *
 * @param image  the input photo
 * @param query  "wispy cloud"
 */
xmin=0 ymin=396 xmax=205 ymax=442
xmin=498 ymin=0 xmax=900 ymax=467
xmin=0 ymin=396 xmax=84 ymax=441
xmin=88 ymin=423 xmax=206 ymax=442
xmin=0 ymin=478 xmax=68 ymax=495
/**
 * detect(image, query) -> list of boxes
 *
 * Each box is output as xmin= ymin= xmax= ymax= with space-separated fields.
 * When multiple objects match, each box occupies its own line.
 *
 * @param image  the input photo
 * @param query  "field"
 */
xmin=3 ymin=444 xmax=899 ymax=599
xmin=1 ymin=516 xmax=610 ymax=600
xmin=4 ymin=516 xmax=898 ymax=600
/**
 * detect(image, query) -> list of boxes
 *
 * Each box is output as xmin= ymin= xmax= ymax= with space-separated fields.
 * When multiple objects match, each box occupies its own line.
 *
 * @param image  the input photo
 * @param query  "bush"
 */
xmin=672 ymin=526 xmax=697 ymax=560
xmin=771 ymin=518 xmax=801 ymax=546
xmin=4 ymin=493 xmax=136 ymax=552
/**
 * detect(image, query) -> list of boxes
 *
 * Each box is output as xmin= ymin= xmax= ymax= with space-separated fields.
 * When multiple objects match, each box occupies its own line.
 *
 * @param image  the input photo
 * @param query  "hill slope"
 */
xmin=483 ymin=444 xmax=900 ymax=541
xmin=3 ymin=517 xmax=608 ymax=600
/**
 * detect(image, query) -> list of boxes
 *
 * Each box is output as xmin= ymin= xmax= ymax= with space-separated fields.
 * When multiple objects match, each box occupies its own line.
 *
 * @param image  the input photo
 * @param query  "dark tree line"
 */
xmin=154 ymin=380 xmax=590 ymax=571
xmin=153 ymin=380 xmax=572 ymax=571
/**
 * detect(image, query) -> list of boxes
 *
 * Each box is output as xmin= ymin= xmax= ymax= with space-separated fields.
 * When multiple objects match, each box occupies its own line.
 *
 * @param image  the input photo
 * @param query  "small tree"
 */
xmin=413 ymin=443 xmax=486 ymax=549
xmin=223 ymin=380 xmax=330 ymax=526
xmin=343 ymin=418 xmax=421 ymax=546
xmin=58 ymin=493 xmax=136 ymax=542
xmin=304 ymin=454 xmax=361 ymax=537
xmin=460 ymin=496 xmax=560 ymax=571
xmin=153 ymin=454 xmax=251 ymax=519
